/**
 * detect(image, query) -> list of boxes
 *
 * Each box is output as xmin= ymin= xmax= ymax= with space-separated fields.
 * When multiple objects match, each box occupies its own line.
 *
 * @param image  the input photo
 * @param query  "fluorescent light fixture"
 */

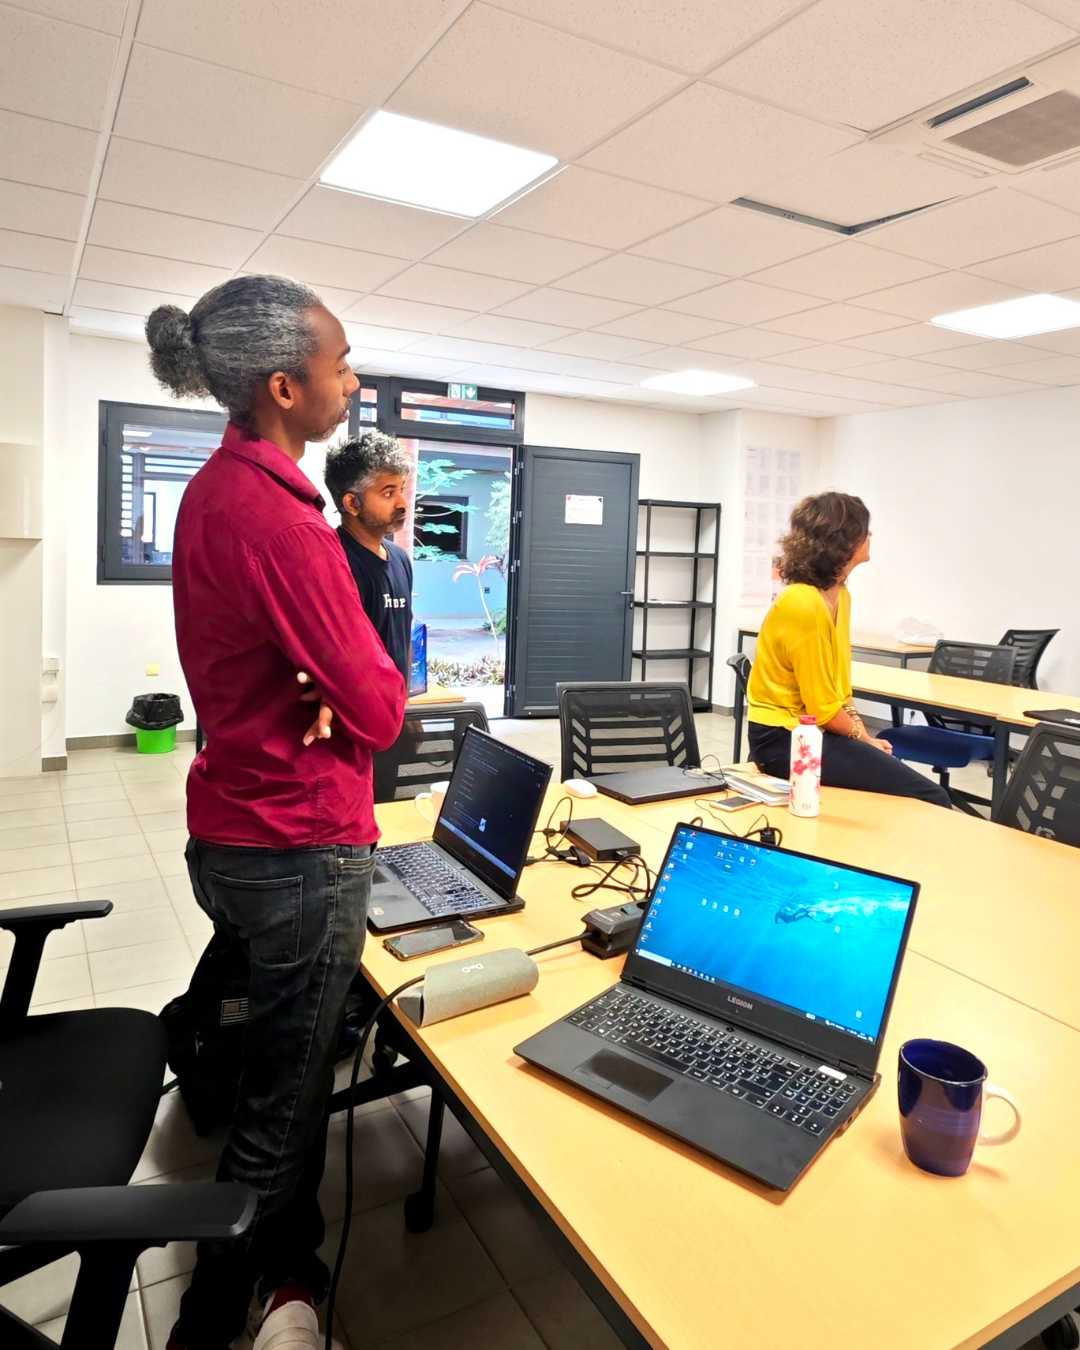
xmin=931 ymin=292 xmax=1080 ymax=339
xmin=640 ymin=369 xmax=756 ymax=396
xmin=320 ymin=110 xmax=557 ymax=217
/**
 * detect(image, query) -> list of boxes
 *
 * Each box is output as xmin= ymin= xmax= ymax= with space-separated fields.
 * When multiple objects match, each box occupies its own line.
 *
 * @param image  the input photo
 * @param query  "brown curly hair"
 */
xmin=777 ymin=492 xmax=870 ymax=589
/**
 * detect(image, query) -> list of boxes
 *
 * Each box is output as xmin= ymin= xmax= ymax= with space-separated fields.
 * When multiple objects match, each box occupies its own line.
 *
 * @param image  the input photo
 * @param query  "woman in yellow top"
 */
xmin=747 ymin=492 xmax=950 ymax=808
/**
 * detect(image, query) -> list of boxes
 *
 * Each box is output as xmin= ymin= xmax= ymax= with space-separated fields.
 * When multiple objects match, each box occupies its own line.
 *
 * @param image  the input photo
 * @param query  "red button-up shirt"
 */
xmin=173 ymin=423 xmax=406 ymax=848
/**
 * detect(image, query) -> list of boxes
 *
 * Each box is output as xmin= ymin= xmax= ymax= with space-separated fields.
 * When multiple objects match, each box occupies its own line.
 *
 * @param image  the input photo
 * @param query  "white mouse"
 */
xmin=563 ymin=778 xmax=598 ymax=799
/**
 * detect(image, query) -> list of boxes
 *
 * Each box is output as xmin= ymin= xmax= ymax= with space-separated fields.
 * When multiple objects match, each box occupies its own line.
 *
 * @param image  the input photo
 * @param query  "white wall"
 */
xmin=823 ymin=386 xmax=1080 ymax=692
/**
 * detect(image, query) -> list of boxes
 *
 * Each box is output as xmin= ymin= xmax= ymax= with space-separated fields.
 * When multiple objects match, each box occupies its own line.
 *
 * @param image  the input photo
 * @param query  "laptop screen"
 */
xmin=408 ymin=622 xmax=428 ymax=698
xmin=433 ymin=727 xmax=552 ymax=898
xmin=627 ymin=825 xmax=917 ymax=1070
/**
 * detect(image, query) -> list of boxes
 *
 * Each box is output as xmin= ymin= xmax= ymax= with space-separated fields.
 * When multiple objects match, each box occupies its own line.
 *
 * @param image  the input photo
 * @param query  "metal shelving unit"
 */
xmin=633 ymin=499 xmax=721 ymax=711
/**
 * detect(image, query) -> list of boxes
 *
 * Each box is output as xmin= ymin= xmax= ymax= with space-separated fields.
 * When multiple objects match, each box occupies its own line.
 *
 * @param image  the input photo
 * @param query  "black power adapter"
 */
xmin=560 ymin=818 xmax=640 ymax=862
xmin=580 ymin=901 xmax=646 ymax=958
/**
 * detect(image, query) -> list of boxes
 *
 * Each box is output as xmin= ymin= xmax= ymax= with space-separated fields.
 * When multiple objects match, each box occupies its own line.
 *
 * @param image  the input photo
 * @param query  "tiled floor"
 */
xmin=0 ymin=723 xmax=1050 ymax=1349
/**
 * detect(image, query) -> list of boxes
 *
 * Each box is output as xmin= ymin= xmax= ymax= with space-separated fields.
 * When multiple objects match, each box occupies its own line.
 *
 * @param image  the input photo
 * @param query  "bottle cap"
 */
xmin=799 ymin=715 xmax=817 ymax=725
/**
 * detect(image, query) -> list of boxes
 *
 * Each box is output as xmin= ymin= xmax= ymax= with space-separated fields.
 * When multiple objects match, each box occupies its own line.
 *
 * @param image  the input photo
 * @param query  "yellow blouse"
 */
xmin=747 ymin=583 xmax=853 ymax=730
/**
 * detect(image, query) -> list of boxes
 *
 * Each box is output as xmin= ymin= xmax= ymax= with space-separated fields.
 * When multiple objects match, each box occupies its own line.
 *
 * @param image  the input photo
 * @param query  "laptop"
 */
xmin=1023 ymin=707 xmax=1080 ymax=729
xmin=368 ymin=727 xmax=552 ymax=934
xmin=516 ymin=823 xmax=919 ymax=1190
xmin=408 ymin=622 xmax=428 ymax=698
xmin=590 ymin=764 xmax=727 ymax=805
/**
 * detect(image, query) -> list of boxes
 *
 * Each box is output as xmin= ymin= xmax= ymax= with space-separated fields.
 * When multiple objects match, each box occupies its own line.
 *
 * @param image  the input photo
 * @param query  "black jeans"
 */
xmin=749 ymin=724 xmax=952 ymax=809
xmin=174 ymin=838 xmax=375 ymax=1347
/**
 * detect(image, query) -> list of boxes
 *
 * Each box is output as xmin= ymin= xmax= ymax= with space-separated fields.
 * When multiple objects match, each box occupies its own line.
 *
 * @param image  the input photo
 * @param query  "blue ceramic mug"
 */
xmin=898 ymin=1039 xmax=1022 ymax=1177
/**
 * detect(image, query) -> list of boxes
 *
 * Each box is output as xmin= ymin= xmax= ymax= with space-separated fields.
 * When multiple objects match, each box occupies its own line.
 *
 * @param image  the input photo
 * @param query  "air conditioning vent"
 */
xmin=944 ymin=89 xmax=1080 ymax=166
xmin=927 ymin=77 xmax=1032 ymax=129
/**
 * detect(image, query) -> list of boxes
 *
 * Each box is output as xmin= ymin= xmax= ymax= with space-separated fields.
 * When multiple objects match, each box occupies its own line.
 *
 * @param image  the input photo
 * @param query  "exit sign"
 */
xmin=449 ymin=383 xmax=478 ymax=401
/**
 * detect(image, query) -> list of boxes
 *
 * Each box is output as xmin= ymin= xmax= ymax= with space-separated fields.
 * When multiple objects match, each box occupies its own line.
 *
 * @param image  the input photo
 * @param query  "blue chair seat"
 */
xmin=880 ymin=725 xmax=994 ymax=769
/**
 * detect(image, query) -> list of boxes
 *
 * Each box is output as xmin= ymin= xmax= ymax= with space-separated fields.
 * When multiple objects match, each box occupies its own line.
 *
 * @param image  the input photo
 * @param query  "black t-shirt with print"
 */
xmin=337 ymin=528 xmax=414 ymax=680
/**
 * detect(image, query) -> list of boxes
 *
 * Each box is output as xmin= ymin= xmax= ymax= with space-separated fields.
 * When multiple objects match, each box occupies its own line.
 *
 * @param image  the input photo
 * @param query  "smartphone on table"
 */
xmin=712 ymin=793 xmax=759 ymax=812
xmin=383 ymin=919 xmax=483 ymax=961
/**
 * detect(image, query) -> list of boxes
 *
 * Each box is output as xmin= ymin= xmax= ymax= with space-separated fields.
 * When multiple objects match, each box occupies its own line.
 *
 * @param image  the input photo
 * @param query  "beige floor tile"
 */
xmin=0 ymin=841 xmax=71 ymax=875
xmin=0 ymin=773 xmax=58 ymax=800
xmin=70 ymin=834 xmax=153 ymax=865
xmin=84 ymin=904 xmax=185 ymax=954
xmin=319 ymin=1104 xmax=423 ymax=1225
xmin=177 ymin=907 xmax=214 ymax=943
xmin=0 ymin=791 xmax=62 ymax=816
xmin=0 ymin=825 xmax=69 ymax=853
xmin=0 ymin=889 xmax=76 ymax=917
xmin=90 ymin=937 xmax=194 ymax=994
xmin=372 ymin=1292 xmax=545 ymax=1350
xmin=133 ymin=1094 xmax=222 ymax=1185
xmin=146 ymin=828 xmax=190 ymax=855
xmin=66 ymin=814 xmax=144 ymax=843
xmin=29 ymin=993 xmax=97 ymax=1013
xmin=0 ymin=863 xmax=75 ymax=902
xmin=37 ymin=1287 xmax=148 ymax=1349
xmin=0 ymin=804 xmax=65 ymax=829
xmin=164 ymin=873 xmax=195 ymax=904
xmin=74 ymin=853 xmax=161 ymax=890
xmin=102 ymin=973 xmax=192 ymax=1014
xmin=446 ymin=1167 xmax=561 ymax=1286
xmin=120 ymin=765 xmax=185 ymax=789
xmin=512 ymin=1269 xmax=623 ymax=1350
xmin=78 ymin=876 xmax=170 ymax=910
xmin=59 ymin=771 xmax=124 ymax=794
xmin=63 ymin=797 xmax=136 ymax=823
xmin=60 ymin=782 xmax=128 ymax=807
xmin=29 ymin=953 xmax=93 ymax=1006
xmin=37 ymin=917 xmax=87 ymax=961
xmin=139 ymin=810 xmax=188 ymax=835
xmin=394 ymin=1092 xmax=488 ymax=1182
xmin=129 ymin=792 xmax=188 ymax=816
xmin=155 ymin=850 xmax=190 ymax=878
xmin=0 ymin=1250 xmax=82 ymax=1325
xmin=64 ymin=749 xmax=132 ymax=773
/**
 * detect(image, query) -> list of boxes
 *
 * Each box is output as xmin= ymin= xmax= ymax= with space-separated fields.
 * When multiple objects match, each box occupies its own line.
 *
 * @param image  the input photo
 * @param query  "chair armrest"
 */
xmin=0 ymin=1183 xmax=255 ymax=1247
xmin=0 ymin=901 xmax=114 ymax=1031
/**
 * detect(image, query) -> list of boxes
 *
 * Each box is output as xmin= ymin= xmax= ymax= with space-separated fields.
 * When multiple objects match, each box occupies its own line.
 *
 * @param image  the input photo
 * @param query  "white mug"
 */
xmin=414 ymin=780 xmax=450 ymax=825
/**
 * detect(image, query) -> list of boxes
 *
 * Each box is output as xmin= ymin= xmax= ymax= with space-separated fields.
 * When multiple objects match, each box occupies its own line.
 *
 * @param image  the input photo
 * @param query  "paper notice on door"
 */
xmin=565 ymin=494 xmax=604 ymax=526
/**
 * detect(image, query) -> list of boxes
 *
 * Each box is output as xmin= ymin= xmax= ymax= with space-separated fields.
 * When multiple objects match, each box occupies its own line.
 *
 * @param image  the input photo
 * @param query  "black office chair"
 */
xmin=993 ymin=722 xmax=1080 ymax=847
xmin=998 ymin=628 xmax=1059 ymax=690
xmin=0 ymin=901 xmax=253 ymax=1348
xmin=881 ymin=642 xmax=1016 ymax=816
xmin=726 ymin=654 xmax=752 ymax=763
xmin=373 ymin=703 xmax=490 ymax=803
xmin=556 ymin=681 xmax=700 ymax=781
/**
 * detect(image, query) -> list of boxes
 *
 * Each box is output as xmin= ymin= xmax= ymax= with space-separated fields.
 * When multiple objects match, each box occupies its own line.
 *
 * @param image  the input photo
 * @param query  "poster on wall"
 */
xmin=742 ymin=447 xmax=803 ymax=606
xmin=565 ymin=494 xmax=604 ymax=526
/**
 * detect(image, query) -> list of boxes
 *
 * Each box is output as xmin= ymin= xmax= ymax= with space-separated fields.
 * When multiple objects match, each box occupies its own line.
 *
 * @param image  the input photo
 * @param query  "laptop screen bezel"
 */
xmin=622 ymin=822 xmax=920 ymax=1078
xmin=432 ymin=726 xmax=552 ymax=899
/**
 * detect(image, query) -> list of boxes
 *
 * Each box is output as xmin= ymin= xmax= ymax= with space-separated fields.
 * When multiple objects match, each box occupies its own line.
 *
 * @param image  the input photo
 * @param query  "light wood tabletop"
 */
xmin=737 ymin=613 xmax=935 ymax=659
xmin=850 ymin=660 xmax=1080 ymax=730
xmin=406 ymin=684 xmax=466 ymax=707
xmin=366 ymin=792 xmax=1080 ymax=1350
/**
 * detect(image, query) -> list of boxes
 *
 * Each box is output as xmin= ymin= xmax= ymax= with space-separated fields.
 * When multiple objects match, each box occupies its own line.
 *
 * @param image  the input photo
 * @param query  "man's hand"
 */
xmin=297 ymin=671 xmax=333 ymax=747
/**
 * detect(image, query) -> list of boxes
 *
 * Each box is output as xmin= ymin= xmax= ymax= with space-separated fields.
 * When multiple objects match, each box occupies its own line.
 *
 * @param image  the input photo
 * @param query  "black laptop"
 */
xmin=1023 ymin=707 xmax=1080 ymax=729
xmin=516 ymin=823 xmax=919 ymax=1190
xmin=589 ymin=764 xmax=727 ymax=805
xmin=368 ymin=727 xmax=551 ymax=934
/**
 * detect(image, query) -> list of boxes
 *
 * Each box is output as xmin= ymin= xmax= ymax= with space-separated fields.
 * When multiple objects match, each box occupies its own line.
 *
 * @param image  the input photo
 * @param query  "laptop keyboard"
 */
xmin=378 ymin=843 xmax=500 ymax=917
xmin=567 ymin=988 xmax=859 ymax=1137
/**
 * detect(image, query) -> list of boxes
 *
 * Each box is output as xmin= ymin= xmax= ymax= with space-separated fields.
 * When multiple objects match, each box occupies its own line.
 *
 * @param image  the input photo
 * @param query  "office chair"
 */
xmin=881 ymin=641 xmax=1016 ymax=816
xmin=993 ymin=722 xmax=1080 ymax=848
xmin=0 ymin=900 xmax=254 ymax=1348
xmin=998 ymin=628 xmax=1058 ymax=690
xmin=373 ymin=702 xmax=490 ymax=803
xmin=556 ymin=681 xmax=700 ymax=781
xmin=726 ymin=654 xmax=752 ymax=763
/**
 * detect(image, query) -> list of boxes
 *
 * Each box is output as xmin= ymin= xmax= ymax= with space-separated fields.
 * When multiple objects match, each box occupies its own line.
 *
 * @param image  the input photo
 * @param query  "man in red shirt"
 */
xmin=146 ymin=275 xmax=405 ymax=1350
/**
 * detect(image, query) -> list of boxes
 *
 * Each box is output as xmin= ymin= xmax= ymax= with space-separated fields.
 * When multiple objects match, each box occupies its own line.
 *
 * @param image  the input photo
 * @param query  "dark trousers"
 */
xmin=174 ymin=838 xmax=375 ymax=1347
xmin=749 ymin=723 xmax=952 ymax=809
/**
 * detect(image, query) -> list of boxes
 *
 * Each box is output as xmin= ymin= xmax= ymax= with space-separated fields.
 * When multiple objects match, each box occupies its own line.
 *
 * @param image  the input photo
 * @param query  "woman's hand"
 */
xmin=867 ymin=736 xmax=894 ymax=754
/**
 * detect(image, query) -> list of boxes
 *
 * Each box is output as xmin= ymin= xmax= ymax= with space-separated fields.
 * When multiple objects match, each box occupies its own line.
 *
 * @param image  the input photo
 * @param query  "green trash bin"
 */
xmin=135 ymin=726 xmax=177 ymax=755
xmin=126 ymin=693 xmax=184 ymax=754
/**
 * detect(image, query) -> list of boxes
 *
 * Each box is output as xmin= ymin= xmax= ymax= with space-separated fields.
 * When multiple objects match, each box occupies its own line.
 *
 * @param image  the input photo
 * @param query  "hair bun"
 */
xmin=146 ymin=304 xmax=208 ymax=397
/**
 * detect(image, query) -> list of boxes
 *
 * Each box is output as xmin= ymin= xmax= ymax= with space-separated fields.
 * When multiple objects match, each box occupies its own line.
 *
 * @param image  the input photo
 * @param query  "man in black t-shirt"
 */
xmin=324 ymin=432 xmax=414 ymax=681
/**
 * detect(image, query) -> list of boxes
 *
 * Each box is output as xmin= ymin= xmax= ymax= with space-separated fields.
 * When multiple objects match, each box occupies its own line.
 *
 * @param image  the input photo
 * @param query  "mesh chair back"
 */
xmin=998 ymin=628 xmax=1059 ymax=689
xmin=373 ymin=703 xmax=489 ymax=803
xmin=557 ymin=681 xmax=700 ymax=781
xmin=994 ymin=723 xmax=1080 ymax=848
xmin=926 ymin=642 xmax=1016 ymax=735
xmin=726 ymin=653 xmax=752 ymax=697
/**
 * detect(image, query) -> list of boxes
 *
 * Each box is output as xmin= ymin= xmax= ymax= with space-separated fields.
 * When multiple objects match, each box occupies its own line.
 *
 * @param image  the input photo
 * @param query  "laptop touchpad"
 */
xmin=579 ymin=1050 xmax=671 ymax=1102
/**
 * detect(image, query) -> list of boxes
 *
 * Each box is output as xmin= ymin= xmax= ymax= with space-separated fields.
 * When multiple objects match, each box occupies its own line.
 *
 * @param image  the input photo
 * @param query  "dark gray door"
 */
xmin=505 ymin=445 xmax=639 ymax=717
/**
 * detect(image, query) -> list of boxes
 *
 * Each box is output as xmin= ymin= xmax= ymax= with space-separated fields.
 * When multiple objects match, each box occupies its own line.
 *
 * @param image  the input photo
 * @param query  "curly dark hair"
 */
xmin=777 ymin=492 xmax=870 ymax=589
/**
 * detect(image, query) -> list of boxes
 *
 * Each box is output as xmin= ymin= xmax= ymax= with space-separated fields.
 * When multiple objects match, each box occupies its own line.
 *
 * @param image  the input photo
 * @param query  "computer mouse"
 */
xmin=563 ymin=778 xmax=598 ymax=798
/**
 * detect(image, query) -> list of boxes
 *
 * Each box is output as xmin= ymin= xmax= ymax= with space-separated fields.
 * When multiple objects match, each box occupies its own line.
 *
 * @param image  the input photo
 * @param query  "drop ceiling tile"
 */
xmin=390 ymin=3 xmax=684 ymax=158
xmin=492 ymin=167 xmax=709 ymax=250
xmin=754 ymin=143 xmax=973 ymax=228
xmin=446 ymin=314 xmax=574 ymax=346
xmin=136 ymin=0 xmax=460 ymax=104
xmin=736 ymin=385 xmax=884 ymax=416
xmin=750 ymin=365 xmax=952 ymax=406
xmin=841 ymin=323 xmax=984 ymax=357
xmin=15 ymin=1 xmax=125 ymax=31
xmin=0 ymin=6 xmax=117 ymax=129
xmin=0 ymin=229 xmax=74 ymax=275
xmin=667 ymin=279 xmax=821 ymax=324
xmin=379 ymin=264 xmax=532 ymax=311
xmin=487 ymin=0 xmax=810 ymax=73
xmin=99 ymin=139 xmax=303 ymax=232
xmin=279 ymin=187 xmax=467 ymax=261
xmin=359 ymin=352 xmax=470 ymax=380
xmin=342 ymin=295 xmax=477 ymax=333
xmin=771 ymin=344 xmax=882 ymax=373
xmin=595 ymin=309 xmax=728 ymax=347
xmin=494 ymin=288 xmax=639 ymax=327
xmin=558 ymin=254 xmax=721 ymax=306
xmin=852 ymin=357 xmax=1038 ymax=396
xmin=687 ymin=327 xmax=810 ymax=359
xmin=842 ymin=356 xmax=963 ymax=385
xmin=711 ymin=0 xmax=1074 ymax=131
xmin=632 ymin=205 xmax=827 ymax=275
xmin=339 ymin=322 xmax=421 ymax=352
xmin=978 ymin=353 xmax=1080 ymax=384
xmin=115 ymin=45 xmax=359 ymax=179
xmin=585 ymin=84 xmax=858 ymax=202
xmin=855 ymin=271 xmax=1026 ymax=320
xmin=72 ymin=278 xmax=195 ymax=316
xmin=78 ymin=245 xmax=230 ymax=297
xmin=968 ymin=235 xmax=1080 ymax=291
xmin=0 ymin=181 xmax=84 ymax=240
xmin=627 ymin=345 xmax=747 ymax=373
xmin=866 ymin=189 xmax=1080 ymax=268
xmin=248 ymin=236 xmax=404 ymax=293
xmin=427 ymin=225 xmax=608 ymax=285
xmin=749 ymin=242 xmax=943 ymax=301
xmin=0 ymin=264 xmax=68 ymax=310
xmin=759 ymin=303 xmax=911 ymax=341
xmin=541 ymin=332 xmax=663 ymax=361
xmin=0 ymin=112 xmax=97 ymax=195
xmin=88 ymin=201 xmax=262 ymax=270
xmin=1017 ymin=156 xmax=1080 ymax=215
xmin=1019 ymin=326 xmax=1080 ymax=356
xmin=925 ymin=340 xmax=1052 ymax=370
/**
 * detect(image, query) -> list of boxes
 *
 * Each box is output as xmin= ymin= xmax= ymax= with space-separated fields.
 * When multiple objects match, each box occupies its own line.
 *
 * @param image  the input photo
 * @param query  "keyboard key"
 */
xmin=804 ymin=1119 xmax=824 ymax=1136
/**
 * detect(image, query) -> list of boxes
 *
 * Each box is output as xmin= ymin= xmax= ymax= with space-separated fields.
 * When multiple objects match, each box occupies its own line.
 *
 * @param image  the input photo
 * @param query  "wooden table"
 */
xmin=364 ymin=789 xmax=1080 ymax=1349
xmin=407 ymin=684 xmax=465 ymax=707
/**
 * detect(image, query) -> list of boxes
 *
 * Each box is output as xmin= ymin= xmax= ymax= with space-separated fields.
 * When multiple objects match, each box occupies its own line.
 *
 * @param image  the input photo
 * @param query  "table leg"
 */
xmin=991 ymin=723 xmax=1009 ymax=817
